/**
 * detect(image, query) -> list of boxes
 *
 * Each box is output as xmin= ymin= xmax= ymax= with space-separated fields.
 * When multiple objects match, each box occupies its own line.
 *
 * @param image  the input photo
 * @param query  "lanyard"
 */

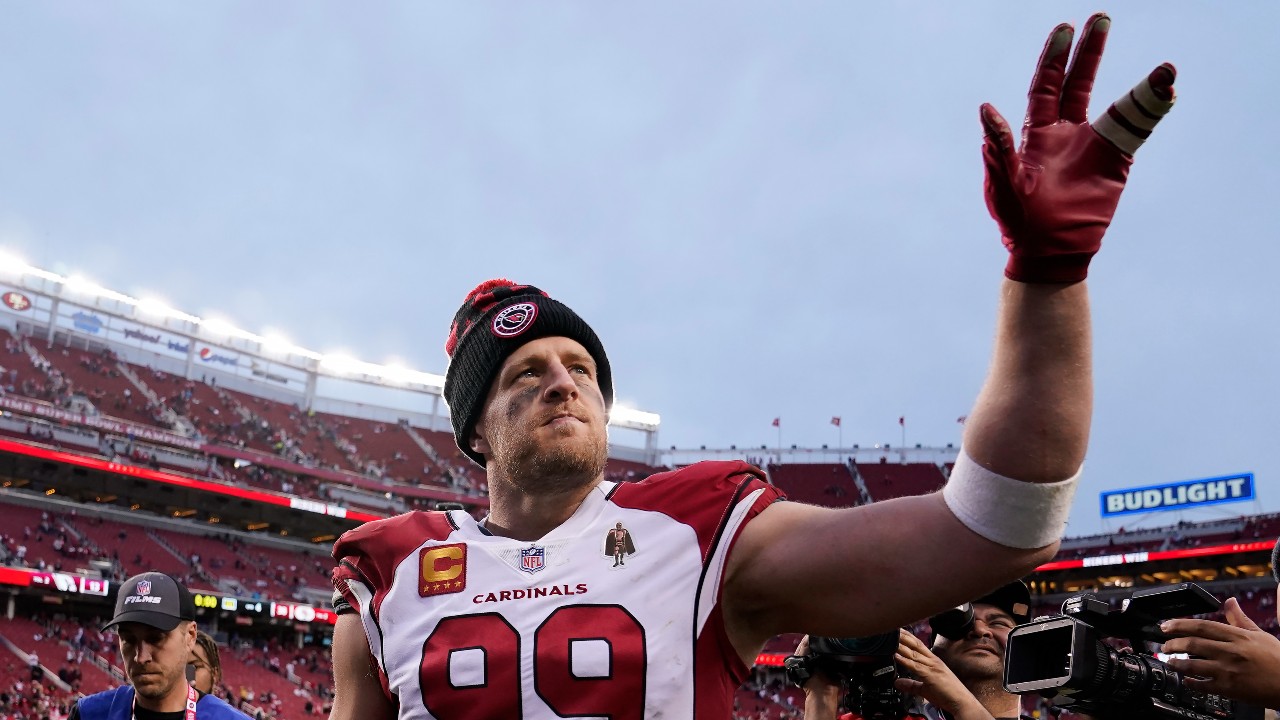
xmin=133 ymin=683 xmax=198 ymax=720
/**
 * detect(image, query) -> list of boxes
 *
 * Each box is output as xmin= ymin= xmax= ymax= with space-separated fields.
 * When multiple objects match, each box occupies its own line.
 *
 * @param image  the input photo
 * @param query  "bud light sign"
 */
xmin=1100 ymin=473 xmax=1255 ymax=517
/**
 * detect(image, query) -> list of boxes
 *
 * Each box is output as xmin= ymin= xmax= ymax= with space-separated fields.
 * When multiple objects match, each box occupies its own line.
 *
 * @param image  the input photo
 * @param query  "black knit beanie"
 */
xmin=444 ymin=279 xmax=614 ymax=467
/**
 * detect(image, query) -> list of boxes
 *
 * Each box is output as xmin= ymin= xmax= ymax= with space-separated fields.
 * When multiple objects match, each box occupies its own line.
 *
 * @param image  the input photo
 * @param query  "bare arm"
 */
xmin=329 ymin=614 xmax=397 ymax=720
xmin=724 ymin=498 xmax=1052 ymax=657
xmin=965 ymin=280 xmax=1090 ymax=482
xmin=724 ymin=280 xmax=1086 ymax=656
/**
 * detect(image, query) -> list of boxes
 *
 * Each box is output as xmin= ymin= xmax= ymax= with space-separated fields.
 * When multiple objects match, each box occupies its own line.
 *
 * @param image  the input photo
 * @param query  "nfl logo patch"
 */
xmin=520 ymin=545 xmax=546 ymax=574
xmin=136 ymin=580 xmax=152 ymax=596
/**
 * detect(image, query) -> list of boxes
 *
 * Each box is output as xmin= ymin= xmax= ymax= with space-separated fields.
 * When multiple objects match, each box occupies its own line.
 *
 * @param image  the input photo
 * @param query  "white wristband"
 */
xmin=942 ymin=449 xmax=1080 ymax=549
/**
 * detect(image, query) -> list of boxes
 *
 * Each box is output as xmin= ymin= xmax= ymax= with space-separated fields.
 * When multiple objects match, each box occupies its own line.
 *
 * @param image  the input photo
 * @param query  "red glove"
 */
xmin=981 ymin=14 xmax=1177 ymax=283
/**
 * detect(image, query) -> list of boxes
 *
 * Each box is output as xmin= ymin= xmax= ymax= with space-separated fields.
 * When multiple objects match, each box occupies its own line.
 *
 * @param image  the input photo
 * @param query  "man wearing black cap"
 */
xmin=330 ymin=16 xmax=1179 ymax=720
xmin=70 ymin=572 xmax=248 ymax=720
xmin=910 ymin=582 xmax=1033 ymax=720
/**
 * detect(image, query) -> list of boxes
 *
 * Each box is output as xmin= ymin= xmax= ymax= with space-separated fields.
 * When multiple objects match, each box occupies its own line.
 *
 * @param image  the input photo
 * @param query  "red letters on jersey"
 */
xmin=419 ymin=605 xmax=646 ymax=720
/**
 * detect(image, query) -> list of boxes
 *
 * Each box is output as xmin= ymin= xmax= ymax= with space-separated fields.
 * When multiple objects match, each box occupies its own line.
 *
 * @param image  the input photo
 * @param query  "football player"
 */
xmin=330 ymin=14 xmax=1177 ymax=719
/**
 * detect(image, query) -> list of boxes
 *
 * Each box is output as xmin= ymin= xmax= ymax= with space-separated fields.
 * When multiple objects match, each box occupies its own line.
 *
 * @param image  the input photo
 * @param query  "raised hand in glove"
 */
xmin=982 ymin=13 xmax=1176 ymax=283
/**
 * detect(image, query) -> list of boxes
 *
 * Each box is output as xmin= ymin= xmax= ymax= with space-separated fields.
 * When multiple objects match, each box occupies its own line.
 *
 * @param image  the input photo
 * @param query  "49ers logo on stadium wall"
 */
xmin=491 ymin=302 xmax=538 ymax=339
xmin=2 ymin=292 xmax=31 ymax=312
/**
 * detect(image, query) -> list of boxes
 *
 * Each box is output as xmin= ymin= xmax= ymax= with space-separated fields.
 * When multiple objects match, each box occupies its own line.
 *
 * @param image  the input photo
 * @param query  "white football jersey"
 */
xmin=333 ymin=461 xmax=783 ymax=720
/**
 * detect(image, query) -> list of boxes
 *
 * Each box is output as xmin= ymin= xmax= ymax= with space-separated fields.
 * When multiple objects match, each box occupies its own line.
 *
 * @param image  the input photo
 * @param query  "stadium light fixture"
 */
xmin=379 ymin=361 xmax=446 ymax=389
xmin=378 ymin=362 xmax=415 ymax=384
xmin=26 ymin=265 xmax=62 ymax=283
xmin=8 ymin=257 xmax=661 ymax=422
xmin=261 ymin=331 xmax=298 ymax=355
xmin=0 ymin=249 xmax=32 ymax=279
xmin=64 ymin=274 xmax=110 ymax=298
xmin=320 ymin=353 xmax=445 ymax=388
xmin=256 ymin=329 xmax=321 ymax=360
xmin=292 ymin=346 xmax=323 ymax=361
xmin=399 ymin=368 xmax=446 ymax=389
xmin=610 ymin=405 xmax=661 ymax=429
xmin=137 ymin=297 xmax=199 ymax=324
xmin=199 ymin=317 xmax=235 ymax=337
xmin=325 ymin=354 xmax=358 ymax=374
xmin=61 ymin=276 xmax=141 ymax=307
xmin=200 ymin=317 xmax=259 ymax=341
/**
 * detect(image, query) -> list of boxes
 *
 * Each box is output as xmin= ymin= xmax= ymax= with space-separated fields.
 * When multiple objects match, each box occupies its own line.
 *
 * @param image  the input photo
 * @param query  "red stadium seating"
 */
xmin=0 ymin=502 xmax=74 ymax=572
xmin=219 ymin=646 xmax=319 ymax=719
xmin=150 ymin=370 xmax=237 ymax=438
xmin=0 ymin=345 xmax=494 ymax=508
xmin=0 ymin=330 xmax=45 ymax=395
xmin=218 ymin=388 xmax=309 ymax=457
xmin=36 ymin=348 xmax=169 ymax=430
xmin=62 ymin=515 xmax=194 ymax=585
xmin=0 ymin=615 xmax=118 ymax=696
xmin=312 ymin=412 xmax=432 ymax=484
xmin=150 ymin=528 xmax=245 ymax=588
xmin=413 ymin=424 xmax=463 ymax=463
xmin=856 ymin=461 xmax=946 ymax=501
xmin=604 ymin=457 xmax=666 ymax=482
xmin=767 ymin=463 xmax=860 ymax=507
xmin=761 ymin=633 xmax=803 ymax=654
xmin=238 ymin=544 xmax=332 ymax=598
xmin=733 ymin=683 xmax=802 ymax=720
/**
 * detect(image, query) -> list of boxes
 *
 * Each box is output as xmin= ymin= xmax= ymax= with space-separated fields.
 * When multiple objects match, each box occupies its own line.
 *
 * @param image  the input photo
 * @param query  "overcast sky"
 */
xmin=0 ymin=3 xmax=1275 ymax=538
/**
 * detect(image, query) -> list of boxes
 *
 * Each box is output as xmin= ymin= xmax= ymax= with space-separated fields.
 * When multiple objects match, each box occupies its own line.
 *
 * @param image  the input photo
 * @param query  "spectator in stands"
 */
xmin=26 ymin=650 xmax=41 ymax=682
xmin=795 ymin=581 xmax=1033 ymax=720
xmin=190 ymin=631 xmax=224 ymax=696
xmin=70 ymin=572 xmax=248 ymax=720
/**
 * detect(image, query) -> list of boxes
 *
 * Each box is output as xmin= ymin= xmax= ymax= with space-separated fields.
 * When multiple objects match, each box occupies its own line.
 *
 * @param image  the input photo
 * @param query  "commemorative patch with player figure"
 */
xmin=603 ymin=522 xmax=636 ymax=567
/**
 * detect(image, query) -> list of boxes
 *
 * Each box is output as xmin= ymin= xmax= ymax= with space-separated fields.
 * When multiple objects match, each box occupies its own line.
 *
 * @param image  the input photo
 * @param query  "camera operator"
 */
xmin=795 ymin=582 xmax=1034 ymax=720
xmin=1158 ymin=553 xmax=1280 ymax=711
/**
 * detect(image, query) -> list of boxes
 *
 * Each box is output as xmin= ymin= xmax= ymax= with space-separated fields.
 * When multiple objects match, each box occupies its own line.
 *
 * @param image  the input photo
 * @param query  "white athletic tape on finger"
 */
xmin=1093 ymin=74 xmax=1175 ymax=156
xmin=942 ymin=449 xmax=1080 ymax=549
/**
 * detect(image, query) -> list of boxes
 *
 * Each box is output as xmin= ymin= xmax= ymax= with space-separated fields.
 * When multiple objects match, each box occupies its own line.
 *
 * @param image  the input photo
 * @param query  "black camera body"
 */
xmin=1003 ymin=582 xmax=1262 ymax=720
xmin=805 ymin=633 xmax=913 ymax=720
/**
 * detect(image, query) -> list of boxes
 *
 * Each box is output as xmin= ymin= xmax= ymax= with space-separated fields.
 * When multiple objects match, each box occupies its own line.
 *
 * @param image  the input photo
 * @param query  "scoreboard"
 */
xmin=0 ymin=566 xmax=335 ymax=625
xmin=193 ymin=591 xmax=336 ymax=624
